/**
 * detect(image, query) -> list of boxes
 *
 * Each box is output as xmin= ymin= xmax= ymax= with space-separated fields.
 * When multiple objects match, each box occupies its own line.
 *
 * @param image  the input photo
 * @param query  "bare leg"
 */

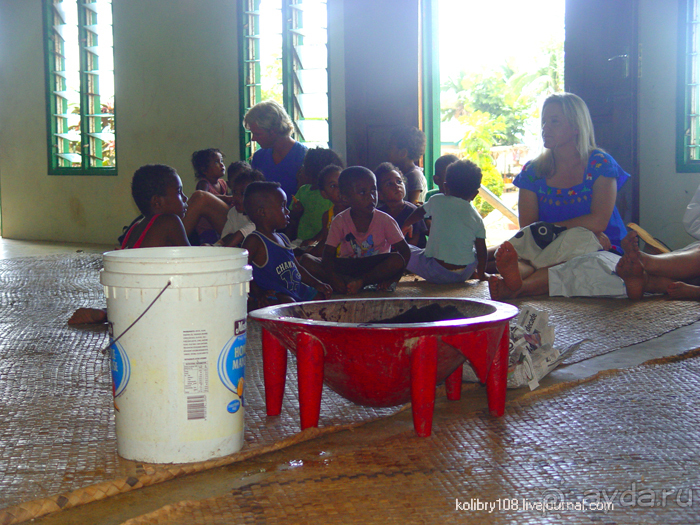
xmin=299 ymin=254 xmax=348 ymax=294
xmin=182 ymin=190 xmax=230 ymax=235
xmin=620 ymin=231 xmax=700 ymax=281
xmin=667 ymin=282 xmax=700 ymax=300
xmin=489 ymin=267 xmax=549 ymax=300
xmin=349 ymin=253 xmax=405 ymax=294
xmin=489 ymin=243 xmax=545 ymax=299
xmin=616 ymin=251 xmax=674 ymax=300
xmin=639 ymin=246 xmax=700 ymax=281
xmin=68 ymin=307 xmax=107 ymax=325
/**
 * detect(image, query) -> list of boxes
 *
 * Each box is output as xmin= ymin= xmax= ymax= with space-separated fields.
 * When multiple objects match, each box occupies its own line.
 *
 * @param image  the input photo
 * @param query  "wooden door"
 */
xmin=565 ymin=0 xmax=640 ymax=223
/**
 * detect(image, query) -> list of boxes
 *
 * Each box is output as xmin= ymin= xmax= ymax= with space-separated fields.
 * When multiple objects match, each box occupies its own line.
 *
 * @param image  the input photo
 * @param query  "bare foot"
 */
xmin=68 ymin=307 xmax=107 ymax=325
xmin=667 ymin=282 xmax=700 ymax=300
xmin=615 ymin=252 xmax=647 ymax=300
xmin=488 ymin=274 xmax=517 ymax=300
xmin=346 ymin=277 xmax=364 ymax=295
xmin=377 ymin=279 xmax=398 ymax=292
xmin=328 ymin=274 xmax=348 ymax=294
xmin=621 ymin=230 xmax=640 ymax=255
xmin=494 ymin=241 xmax=522 ymax=292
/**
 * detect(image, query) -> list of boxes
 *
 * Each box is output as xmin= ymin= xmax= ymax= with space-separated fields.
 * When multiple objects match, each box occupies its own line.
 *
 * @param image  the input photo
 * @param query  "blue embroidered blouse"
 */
xmin=513 ymin=150 xmax=630 ymax=249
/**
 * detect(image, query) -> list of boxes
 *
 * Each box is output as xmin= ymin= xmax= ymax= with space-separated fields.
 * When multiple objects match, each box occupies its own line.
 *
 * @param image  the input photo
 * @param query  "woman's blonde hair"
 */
xmin=243 ymin=100 xmax=294 ymax=137
xmin=533 ymin=92 xmax=600 ymax=179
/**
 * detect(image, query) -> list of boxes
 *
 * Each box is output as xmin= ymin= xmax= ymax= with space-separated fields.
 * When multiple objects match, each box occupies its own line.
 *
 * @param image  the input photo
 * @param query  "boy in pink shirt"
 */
xmin=301 ymin=166 xmax=410 ymax=294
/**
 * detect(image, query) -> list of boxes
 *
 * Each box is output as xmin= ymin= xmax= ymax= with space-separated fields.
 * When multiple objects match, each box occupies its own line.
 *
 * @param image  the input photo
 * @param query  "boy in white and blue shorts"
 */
xmin=402 ymin=159 xmax=487 ymax=284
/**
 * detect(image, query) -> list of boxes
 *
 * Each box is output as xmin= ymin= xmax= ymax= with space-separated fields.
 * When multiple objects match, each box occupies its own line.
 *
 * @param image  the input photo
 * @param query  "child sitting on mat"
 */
xmin=375 ymin=162 xmax=427 ymax=248
xmin=69 ymin=164 xmax=191 ymax=324
xmin=216 ymin=163 xmax=265 ymax=247
xmin=402 ymin=159 xmax=487 ymax=284
xmin=242 ymin=181 xmax=332 ymax=311
xmin=304 ymin=164 xmax=347 ymax=257
xmin=69 ymin=164 xmax=230 ymax=324
xmin=387 ymin=126 xmax=428 ymax=205
xmin=191 ymin=148 xmax=234 ymax=244
xmin=300 ymin=166 xmax=411 ymax=294
xmin=287 ymin=147 xmax=344 ymax=244
xmin=425 ymin=154 xmax=458 ymax=202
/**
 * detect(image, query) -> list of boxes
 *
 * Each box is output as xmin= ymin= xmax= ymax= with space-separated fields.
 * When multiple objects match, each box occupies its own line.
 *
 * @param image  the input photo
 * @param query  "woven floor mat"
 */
xmin=0 ymin=255 xmax=406 ymax=525
xmin=390 ymin=277 xmax=700 ymax=364
xmin=1 ymin=254 xmax=699 ymax=524
xmin=117 ymin=352 xmax=700 ymax=525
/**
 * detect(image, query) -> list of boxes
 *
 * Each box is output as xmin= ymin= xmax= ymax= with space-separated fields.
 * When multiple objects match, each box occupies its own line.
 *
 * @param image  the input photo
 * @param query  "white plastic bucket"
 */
xmin=100 ymin=247 xmax=252 ymax=464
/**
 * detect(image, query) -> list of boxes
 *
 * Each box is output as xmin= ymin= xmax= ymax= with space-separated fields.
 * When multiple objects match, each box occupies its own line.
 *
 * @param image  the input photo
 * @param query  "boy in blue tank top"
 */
xmin=242 ymin=182 xmax=332 ymax=311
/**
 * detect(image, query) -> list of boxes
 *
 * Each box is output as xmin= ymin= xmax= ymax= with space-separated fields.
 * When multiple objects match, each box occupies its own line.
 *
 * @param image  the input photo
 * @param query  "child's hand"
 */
xmin=401 ymin=224 xmax=413 ymax=237
xmin=476 ymin=271 xmax=488 ymax=282
xmin=314 ymin=282 xmax=333 ymax=299
xmin=289 ymin=198 xmax=304 ymax=220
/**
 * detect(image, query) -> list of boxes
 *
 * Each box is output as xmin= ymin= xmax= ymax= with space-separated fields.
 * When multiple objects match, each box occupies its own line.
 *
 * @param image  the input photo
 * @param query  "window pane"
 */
xmin=83 ymin=0 xmax=116 ymax=168
xmin=240 ymin=0 xmax=330 ymax=157
xmin=290 ymin=0 xmax=328 ymax=148
xmin=46 ymin=0 xmax=116 ymax=173
xmin=295 ymin=68 xmax=327 ymax=94
xmin=50 ymin=0 xmax=81 ymax=167
xmin=260 ymin=0 xmax=283 ymax=104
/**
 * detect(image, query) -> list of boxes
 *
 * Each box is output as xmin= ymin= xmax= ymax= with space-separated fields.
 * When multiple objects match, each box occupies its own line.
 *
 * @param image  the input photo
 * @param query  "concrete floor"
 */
xmin=4 ymin=237 xmax=697 ymax=524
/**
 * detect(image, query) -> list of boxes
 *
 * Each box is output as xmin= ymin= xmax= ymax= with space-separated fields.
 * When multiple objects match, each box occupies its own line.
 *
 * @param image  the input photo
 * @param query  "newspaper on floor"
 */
xmin=462 ymin=306 xmax=589 ymax=391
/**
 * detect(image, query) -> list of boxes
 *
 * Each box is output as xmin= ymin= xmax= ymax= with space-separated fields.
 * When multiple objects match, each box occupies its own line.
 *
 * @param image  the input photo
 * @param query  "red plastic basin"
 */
xmin=249 ymin=297 xmax=518 ymax=436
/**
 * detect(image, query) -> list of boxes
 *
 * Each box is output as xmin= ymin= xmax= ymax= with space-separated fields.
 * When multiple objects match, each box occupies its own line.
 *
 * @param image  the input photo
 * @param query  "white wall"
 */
xmin=0 ymin=0 xmax=241 ymax=244
xmin=638 ymin=0 xmax=700 ymax=249
xmin=5 ymin=0 xmax=689 ymax=248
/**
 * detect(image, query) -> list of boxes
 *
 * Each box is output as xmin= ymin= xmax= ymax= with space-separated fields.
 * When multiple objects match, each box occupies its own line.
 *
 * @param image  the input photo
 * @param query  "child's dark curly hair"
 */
xmin=191 ymin=148 xmax=224 ymax=179
xmin=227 ymin=161 xmax=252 ymax=182
xmin=131 ymin=164 xmax=178 ymax=215
xmin=233 ymin=168 xmax=266 ymax=187
xmin=318 ymin=164 xmax=343 ymax=191
xmin=374 ymin=162 xmax=405 ymax=185
xmin=243 ymin=181 xmax=282 ymax=219
xmin=390 ymin=126 xmax=427 ymax=161
xmin=302 ymin=147 xmax=344 ymax=185
xmin=445 ymin=159 xmax=482 ymax=198
xmin=434 ymin=154 xmax=459 ymax=178
xmin=338 ymin=166 xmax=375 ymax=196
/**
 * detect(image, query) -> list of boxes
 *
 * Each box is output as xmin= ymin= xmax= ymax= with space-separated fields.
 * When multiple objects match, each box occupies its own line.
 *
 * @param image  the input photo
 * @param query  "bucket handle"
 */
xmin=101 ymin=280 xmax=172 ymax=354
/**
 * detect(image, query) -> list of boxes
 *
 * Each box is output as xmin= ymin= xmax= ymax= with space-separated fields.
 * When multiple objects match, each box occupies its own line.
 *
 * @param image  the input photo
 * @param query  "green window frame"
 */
xmin=239 ymin=0 xmax=330 ymax=162
xmin=678 ymin=0 xmax=700 ymax=172
xmin=44 ymin=0 xmax=117 ymax=175
xmin=420 ymin=0 xmax=440 ymax=188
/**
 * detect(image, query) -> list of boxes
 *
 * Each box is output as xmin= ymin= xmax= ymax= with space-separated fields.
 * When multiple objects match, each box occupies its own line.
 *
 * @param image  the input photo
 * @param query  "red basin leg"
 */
xmin=262 ymin=328 xmax=287 ymax=416
xmin=410 ymin=335 xmax=438 ymax=437
xmin=486 ymin=324 xmax=509 ymax=416
xmin=445 ymin=364 xmax=463 ymax=401
xmin=297 ymin=332 xmax=325 ymax=430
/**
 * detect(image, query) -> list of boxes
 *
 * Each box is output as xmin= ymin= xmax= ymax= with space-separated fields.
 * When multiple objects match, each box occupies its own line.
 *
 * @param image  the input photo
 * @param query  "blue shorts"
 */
xmin=406 ymin=246 xmax=476 ymax=284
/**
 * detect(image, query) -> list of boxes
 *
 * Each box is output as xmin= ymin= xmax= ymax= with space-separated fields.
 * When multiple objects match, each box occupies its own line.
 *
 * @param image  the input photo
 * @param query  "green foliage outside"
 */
xmin=441 ymin=41 xmax=564 ymax=217
xmin=457 ymin=111 xmax=506 ymax=216
xmin=261 ymin=58 xmax=283 ymax=105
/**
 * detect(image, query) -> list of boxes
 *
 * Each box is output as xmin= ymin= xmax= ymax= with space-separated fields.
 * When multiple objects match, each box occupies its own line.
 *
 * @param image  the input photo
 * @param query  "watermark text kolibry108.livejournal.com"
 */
xmin=455 ymin=483 xmax=698 ymax=515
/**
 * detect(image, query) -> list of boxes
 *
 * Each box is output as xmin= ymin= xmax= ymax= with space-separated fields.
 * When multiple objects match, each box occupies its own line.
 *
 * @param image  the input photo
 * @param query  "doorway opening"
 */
xmin=437 ymin=0 xmax=565 ymax=246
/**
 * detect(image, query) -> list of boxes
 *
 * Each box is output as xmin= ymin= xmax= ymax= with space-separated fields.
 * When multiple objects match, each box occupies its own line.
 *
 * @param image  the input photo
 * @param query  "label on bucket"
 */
xmin=110 ymin=341 xmax=131 ymax=398
xmin=218 ymin=318 xmax=246 ymax=413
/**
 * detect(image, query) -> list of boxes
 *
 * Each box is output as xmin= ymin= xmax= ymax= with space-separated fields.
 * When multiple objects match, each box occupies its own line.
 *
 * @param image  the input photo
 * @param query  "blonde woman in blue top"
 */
xmin=489 ymin=92 xmax=630 ymax=300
